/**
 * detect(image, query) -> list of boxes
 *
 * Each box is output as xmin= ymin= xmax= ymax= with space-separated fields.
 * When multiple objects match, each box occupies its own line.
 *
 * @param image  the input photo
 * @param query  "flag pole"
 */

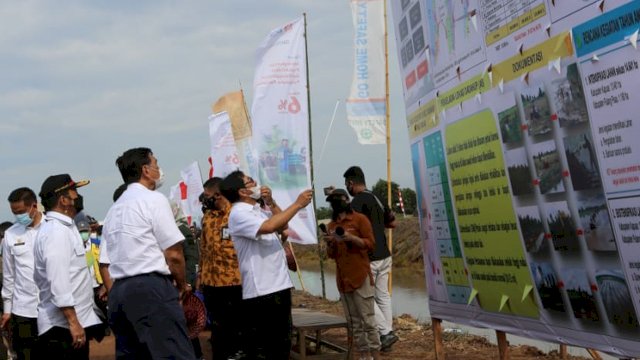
xmin=384 ymin=0 xmax=393 ymax=295
xmin=303 ymin=12 xmax=327 ymax=299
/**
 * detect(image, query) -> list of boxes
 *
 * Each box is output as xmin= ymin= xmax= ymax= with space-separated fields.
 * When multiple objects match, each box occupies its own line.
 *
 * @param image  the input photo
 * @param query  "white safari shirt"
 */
xmin=228 ymin=202 xmax=293 ymax=299
xmin=2 ymin=219 xmax=41 ymax=318
xmin=101 ymin=183 xmax=184 ymax=280
xmin=33 ymin=212 xmax=100 ymax=335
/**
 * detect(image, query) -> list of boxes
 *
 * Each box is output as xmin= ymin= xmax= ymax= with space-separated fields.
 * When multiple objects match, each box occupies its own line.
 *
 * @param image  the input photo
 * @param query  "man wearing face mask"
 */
xmin=2 ymin=187 xmax=43 ymax=359
xmin=33 ymin=174 xmax=101 ymax=359
xmin=220 ymin=170 xmax=313 ymax=359
xmin=102 ymin=147 xmax=194 ymax=359
xmin=198 ymin=177 xmax=244 ymax=360
xmin=343 ymin=166 xmax=398 ymax=351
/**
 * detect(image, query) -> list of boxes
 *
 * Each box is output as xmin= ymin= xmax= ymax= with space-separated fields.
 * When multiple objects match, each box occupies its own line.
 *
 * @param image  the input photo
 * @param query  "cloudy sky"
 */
xmin=0 ymin=1 xmax=412 ymax=221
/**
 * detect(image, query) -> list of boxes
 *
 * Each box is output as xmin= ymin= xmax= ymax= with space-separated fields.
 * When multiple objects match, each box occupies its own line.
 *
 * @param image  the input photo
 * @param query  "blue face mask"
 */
xmin=15 ymin=212 xmax=33 ymax=227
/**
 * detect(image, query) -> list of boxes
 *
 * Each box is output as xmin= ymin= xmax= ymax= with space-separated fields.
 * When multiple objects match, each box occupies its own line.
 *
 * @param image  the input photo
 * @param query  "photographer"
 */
xmin=323 ymin=189 xmax=381 ymax=360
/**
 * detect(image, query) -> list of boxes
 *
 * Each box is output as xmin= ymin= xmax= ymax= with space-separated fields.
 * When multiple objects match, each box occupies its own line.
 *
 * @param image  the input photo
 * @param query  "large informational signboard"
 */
xmin=391 ymin=0 xmax=640 ymax=357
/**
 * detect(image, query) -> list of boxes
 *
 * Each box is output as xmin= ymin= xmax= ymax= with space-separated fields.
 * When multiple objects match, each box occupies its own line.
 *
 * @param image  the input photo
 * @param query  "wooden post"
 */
xmin=559 ymin=344 xmax=567 ymax=359
xmin=586 ymin=348 xmax=602 ymax=360
xmin=432 ymin=318 xmax=445 ymax=360
xmin=496 ymin=330 xmax=510 ymax=360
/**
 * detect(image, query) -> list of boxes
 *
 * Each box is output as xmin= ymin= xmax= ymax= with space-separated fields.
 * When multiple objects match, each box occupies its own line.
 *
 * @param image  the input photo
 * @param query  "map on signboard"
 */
xmin=425 ymin=0 xmax=486 ymax=86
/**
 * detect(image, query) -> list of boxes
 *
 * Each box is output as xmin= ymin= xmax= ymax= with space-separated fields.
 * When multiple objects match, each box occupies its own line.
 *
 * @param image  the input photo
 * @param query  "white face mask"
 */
xmin=248 ymin=185 xmax=262 ymax=200
xmin=154 ymin=168 xmax=165 ymax=190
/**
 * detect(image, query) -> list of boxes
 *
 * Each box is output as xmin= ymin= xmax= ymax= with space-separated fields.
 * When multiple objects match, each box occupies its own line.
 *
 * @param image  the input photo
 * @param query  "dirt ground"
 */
xmin=86 ymin=290 xmax=589 ymax=359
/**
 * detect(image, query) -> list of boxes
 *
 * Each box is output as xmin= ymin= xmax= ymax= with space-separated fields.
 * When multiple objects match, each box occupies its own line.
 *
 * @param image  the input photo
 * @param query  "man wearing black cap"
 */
xmin=101 ymin=147 xmax=194 ymax=359
xmin=33 ymin=174 xmax=101 ymax=359
xmin=323 ymin=189 xmax=381 ymax=359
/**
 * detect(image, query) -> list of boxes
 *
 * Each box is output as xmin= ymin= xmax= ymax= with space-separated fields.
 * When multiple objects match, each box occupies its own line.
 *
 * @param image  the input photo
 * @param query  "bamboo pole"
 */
xmin=559 ymin=344 xmax=567 ymax=359
xmin=586 ymin=348 xmax=602 ymax=360
xmin=383 ymin=0 xmax=393 ymax=296
xmin=302 ymin=13 xmax=327 ymax=299
xmin=287 ymin=241 xmax=306 ymax=292
xmin=496 ymin=330 xmax=510 ymax=360
xmin=432 ymin=318 xmax=445 ymax=360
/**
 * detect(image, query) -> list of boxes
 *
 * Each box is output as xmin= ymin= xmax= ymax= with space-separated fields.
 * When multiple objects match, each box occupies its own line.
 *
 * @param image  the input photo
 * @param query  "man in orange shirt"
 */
xmin=323 ymin=189 xmax=381 ymax=360
xmin=198 ymin=177 xmax=244 ymax=360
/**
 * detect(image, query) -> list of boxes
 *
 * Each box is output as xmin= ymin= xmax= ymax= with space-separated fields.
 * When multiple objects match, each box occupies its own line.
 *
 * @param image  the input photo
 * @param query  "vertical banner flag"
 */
xmin=179 ymin=161 xmax=205 ymax=227
xmin=212 ymin=91 xmax=258 ymax=178
xmin=251 ymin=16 xmax=317 ymax=244
xmin=209 ymin=111 xmax=242 ymax=177
xmin=168 ymin=182 xmax=190 ymax=225
xmin=347 ymin=0 xmax=387 ymax=144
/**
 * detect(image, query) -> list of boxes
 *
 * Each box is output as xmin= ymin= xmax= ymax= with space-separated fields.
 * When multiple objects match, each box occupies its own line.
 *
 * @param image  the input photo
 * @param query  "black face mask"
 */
xmin=330 ymin=200 xmax=351 ymax=214
xmin=201 ymin=196 xmax=217 ymax=212
xmin=74 ymin=194 xmax=84 ymax=214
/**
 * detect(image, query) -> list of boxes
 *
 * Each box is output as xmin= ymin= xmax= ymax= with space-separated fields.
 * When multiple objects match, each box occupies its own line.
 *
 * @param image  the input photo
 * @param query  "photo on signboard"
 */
xmin=409 ymin=1 xmax=422 ymax=29
xmin=412 ymin=26 xmax=426 ymax=54
xmin=532 ymin=140 xmax=564 ymax=194
xmin=516 ymin=205 xmax=546 ymax=252
xmin=399 ymin=17 xmax=409 ymax=41
xmin=561 ymin=268 xmax=600 ymax=321
xmin=595 ymin=269 xmax=639 ymax=328
xmin=531 ymin=262 xmax=565 ymax=312
xmin=505 ymin=147 xmax=534 ymax=196
xmin=577 ymin=192 xmax=616 ymax=251
xmin=546 ymin=200 xmax=578 ymax=251
xmin=551 ymin=63 xmax=589 ymax=128
xmin=498 ymin=104 xmax=522 ymax=144
xmin=404 ymin=39 xmax=415 ymax=65
xmin=563 ymin=132 xmax=601 ymax=190
xmin=521 ymin=83 xmax=552 ymax=136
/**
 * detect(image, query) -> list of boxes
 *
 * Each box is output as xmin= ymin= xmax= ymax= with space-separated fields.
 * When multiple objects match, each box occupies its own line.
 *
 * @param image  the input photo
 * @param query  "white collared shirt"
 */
xmin=101 ymin=183 xmax=184 ymax=280
xmin=228 ymin=202 xmax=293 ymax=299
xmin=33 ymin=211 xmax=100 ymax=335
xmin=1 ymin=218 xmax=41 ymax=318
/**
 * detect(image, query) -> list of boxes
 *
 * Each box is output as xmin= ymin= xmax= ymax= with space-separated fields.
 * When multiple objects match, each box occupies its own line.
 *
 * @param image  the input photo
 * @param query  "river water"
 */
xmin=290 ymin=267 xmax=615 ymax=359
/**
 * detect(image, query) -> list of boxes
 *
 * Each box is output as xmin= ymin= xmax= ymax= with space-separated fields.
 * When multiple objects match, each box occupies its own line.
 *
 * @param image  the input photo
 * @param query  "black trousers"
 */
xmin=202 ymin=285 xmax=244 ymax=360
xmin=38 ymin=326 xmax=88 ymax=360
xmin=10 ymin=315 xmax=39 ymax=360
xmin=243 ymin=288 xmax=292 ymax=360
xmin=108 ymin=273 xmax=195 ymax=360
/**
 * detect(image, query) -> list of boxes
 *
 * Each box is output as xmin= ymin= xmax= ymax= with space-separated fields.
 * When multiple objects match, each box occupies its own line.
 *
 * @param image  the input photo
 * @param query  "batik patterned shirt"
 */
xmin=199 ymin=203 xmax=241 ymax=287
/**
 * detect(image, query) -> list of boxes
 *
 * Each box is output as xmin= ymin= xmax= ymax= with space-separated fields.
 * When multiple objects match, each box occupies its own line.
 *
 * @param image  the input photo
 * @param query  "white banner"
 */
xmin=209 ymin=111 xmax=242 ymax=178
xmin=179 ymin=162 xmax=204 ymax=227
xmin=251 ymin=16 xmax=317 ymax=244
xmin=347 ymin=0 xmax=387 ymax=145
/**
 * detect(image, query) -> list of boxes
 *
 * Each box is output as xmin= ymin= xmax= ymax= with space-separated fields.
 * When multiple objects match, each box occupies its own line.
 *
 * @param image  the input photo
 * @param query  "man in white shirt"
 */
xmin=220 ymin=170 xmax=313 ymax=359
xmin=2 ymin=187 xmax=42 ymax=360
xmin=102 ymin=147 xmax=194 ymax=359
xmin=34 ymin=174 xmax=101 ymax=359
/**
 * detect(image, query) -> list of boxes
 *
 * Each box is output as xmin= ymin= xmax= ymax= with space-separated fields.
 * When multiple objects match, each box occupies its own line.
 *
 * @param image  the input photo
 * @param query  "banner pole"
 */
xmin=383 ymin=0 xmax=393 ymax=296
xmin=303 ymin=12 xmax=327 ymax=299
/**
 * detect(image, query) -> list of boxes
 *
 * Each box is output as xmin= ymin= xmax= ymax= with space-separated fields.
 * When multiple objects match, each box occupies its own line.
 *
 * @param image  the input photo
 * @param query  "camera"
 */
xmin=323 ymin=186 xmax=334 ymax=196
xmin=334 ymin=226 xmax=345 ymax=237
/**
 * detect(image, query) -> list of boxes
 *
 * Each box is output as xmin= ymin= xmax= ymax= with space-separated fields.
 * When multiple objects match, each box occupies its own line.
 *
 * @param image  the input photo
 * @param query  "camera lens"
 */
xmin=335 ymin=226 xmax=344 ymax=236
